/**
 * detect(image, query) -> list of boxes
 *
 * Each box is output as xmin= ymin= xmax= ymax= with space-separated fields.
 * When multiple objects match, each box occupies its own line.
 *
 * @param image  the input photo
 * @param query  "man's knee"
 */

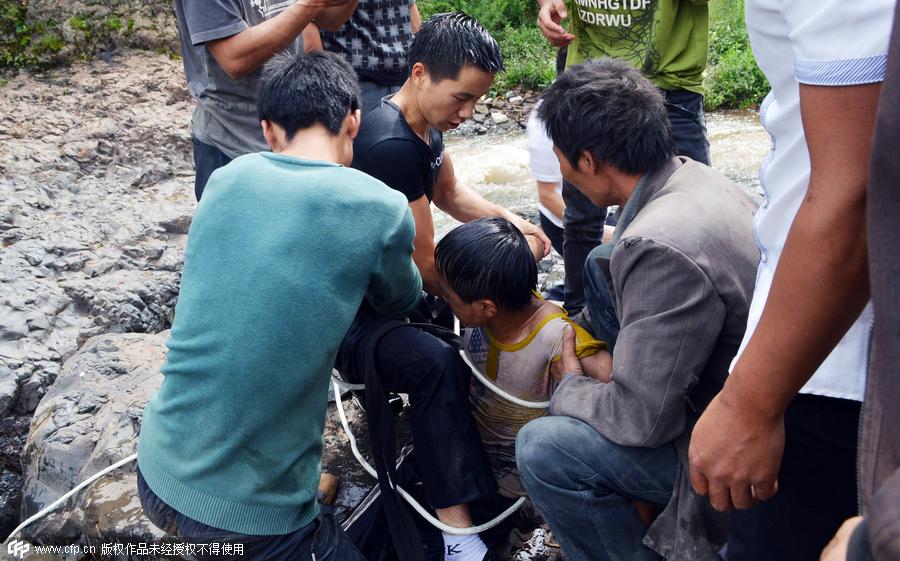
xmin=386 ymin=331 xmax=469 ymax=392
xmin=517 ymin=416 xmax=594 ymax=486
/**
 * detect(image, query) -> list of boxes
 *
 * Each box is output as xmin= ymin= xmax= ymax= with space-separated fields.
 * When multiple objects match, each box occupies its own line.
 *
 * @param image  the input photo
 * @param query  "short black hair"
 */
xmin=435 ymin=217 xmax=536 ymax=312
xmin=537 ymin=57 xmax=675 ymax=175
xmin=257 ymin=51 xmax=361 ymax=138
xmin=407 ymin=12 xmax=504 ymax=82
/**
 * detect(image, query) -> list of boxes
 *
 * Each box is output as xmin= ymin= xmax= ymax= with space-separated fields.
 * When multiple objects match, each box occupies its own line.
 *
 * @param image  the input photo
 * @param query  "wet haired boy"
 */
xmin=136 ymin=51 xmax=421 ymax=561
xmin=435 ymin=217 xmax=611 ymax=497
xmin=337 ymin=13 xmax=550 ymax=561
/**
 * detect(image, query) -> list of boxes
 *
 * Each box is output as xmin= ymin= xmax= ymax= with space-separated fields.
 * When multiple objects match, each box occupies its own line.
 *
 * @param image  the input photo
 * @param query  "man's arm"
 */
xmin=432 ymin=152 xmax=552 ymax=255
xmin=536 ymin=0 xmax=574 ymax=47
xmin=301 ymin=23 xmax=323 ymax=52
xmin=688 ymin=82 xmax=880 ymax=512
xmin=537 ymin=180 xmax=565 ymax=220
xmin=206 ymin=0 xmax=356 ymax=79
xmin=367 ymin=207 xmax=423 ymax=317
xmin=408 ymin=195 xmax=442 ymax=296
xmin=550 ymin=239 xmax=726 ymax=447
xmin=410 ymin=1 xmax=422 ymax=32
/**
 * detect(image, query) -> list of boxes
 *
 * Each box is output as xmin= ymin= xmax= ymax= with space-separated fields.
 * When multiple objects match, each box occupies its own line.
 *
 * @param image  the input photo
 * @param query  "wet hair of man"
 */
xmin=537 ymin=57 xmax=675 ymax=175
xmin=435 ymin=217 xmax=537 ymax=312
xmin=407 ymin=12 xmax=504 ymax=82
xmin=257 ymin=51 xmax=361 ymax=138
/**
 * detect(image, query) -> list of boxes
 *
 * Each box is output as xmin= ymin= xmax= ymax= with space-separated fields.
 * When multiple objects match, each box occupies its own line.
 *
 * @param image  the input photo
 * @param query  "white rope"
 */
xmin=331 ymin=369 xmax=365 ymax=392
xmin=4 ymin=453 xmax=138 ymax=544
xmin=457 ymin=351 xmax=551 ymax=409
xmin=453 ymin=316 xmax=551 ymax=409
xmin=331 ymin=379 xmax=525 ymax=535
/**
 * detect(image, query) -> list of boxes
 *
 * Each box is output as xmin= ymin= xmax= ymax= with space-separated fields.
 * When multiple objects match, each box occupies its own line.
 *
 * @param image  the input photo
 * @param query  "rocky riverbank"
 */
xmin=1 ymin=50 xmax=198 ymax=539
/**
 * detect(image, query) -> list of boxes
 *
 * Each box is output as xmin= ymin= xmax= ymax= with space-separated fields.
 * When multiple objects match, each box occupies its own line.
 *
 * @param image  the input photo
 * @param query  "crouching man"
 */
xmin=516 ymin=58 xmax=759 ymax=561
xmin=136 ymin=51 xmax=421 ymax=561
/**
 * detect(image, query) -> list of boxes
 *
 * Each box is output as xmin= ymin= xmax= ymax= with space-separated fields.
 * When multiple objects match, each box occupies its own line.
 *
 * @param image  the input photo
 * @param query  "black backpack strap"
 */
xmin=362 ymin=321 xmax=462 ymax=561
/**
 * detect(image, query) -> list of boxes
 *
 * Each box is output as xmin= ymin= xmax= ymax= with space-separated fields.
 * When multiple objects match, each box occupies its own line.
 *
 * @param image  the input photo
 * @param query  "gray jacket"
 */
xmin=551 ymin=157 xmax=759 ymax=560
xmin=857 ymin=3 xmax=900 ymax=559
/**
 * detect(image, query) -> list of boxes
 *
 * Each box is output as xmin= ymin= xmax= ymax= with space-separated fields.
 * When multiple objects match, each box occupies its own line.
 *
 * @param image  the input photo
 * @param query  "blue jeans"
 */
xmin=583 ymin=243 xmax=620 ymax=350
xmin=516 ymin=417 xmax=678 ymax=561
xmin=561 ymin=89 xmax=709 ymax=313
xmin=192 ymin=136 xmax=232 ymax=202
xmin=137 ymin=468 xmax=364 ymax=561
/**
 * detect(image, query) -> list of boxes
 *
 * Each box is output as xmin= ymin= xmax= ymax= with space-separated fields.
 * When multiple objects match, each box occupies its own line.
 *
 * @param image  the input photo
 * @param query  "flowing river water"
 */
xmin=435 ymin=110 xmax=771 ymax=236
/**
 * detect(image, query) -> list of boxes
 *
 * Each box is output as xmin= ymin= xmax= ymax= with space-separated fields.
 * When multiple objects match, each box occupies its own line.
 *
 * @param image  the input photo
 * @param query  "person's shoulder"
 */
xmin=331 ymin=165 xmax=410 ymax=209
xmin=357 ymin=103 xmax=410 ymax=143
xmin=204 ymin=152 xmax=269 ymax=185
xmin=629 ymin=158 xmax=757 ymax=248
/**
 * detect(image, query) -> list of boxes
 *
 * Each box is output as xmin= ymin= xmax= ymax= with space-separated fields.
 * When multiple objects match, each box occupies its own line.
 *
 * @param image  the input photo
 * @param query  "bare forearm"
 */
xmin=724 ymin=203 xmax=869 ymax=414
xmin=723 ymin=83 xmax=878 ymax=417
xmin=414 ymin=252 xmax=443 ymax=297
xmin=538 ymin=181 xmax=565 ymax=219
xmin=435 ymin=183 xmax=503 ymax=223
xmin=315 ymin=0 xmax=358 ymax=31
xmin=207 ymin=2 xmax=322 ymax=79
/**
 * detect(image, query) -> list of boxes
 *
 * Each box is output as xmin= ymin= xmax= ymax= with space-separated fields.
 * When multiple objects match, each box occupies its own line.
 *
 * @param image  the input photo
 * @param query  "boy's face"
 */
xmin=416 ymin=64 xmax=495 ymax=132
xmin=439 ymin=279 xmax=495 ymax=327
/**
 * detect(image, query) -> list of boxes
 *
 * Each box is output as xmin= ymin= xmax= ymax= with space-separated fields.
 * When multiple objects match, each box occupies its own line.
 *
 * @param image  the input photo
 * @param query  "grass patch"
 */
xmin=704 ymin=1 xmax=769 ymax=109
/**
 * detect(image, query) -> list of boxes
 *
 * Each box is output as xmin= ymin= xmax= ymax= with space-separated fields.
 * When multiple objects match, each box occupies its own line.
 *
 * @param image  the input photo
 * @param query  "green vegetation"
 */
xmin=705 ymin=1 xmax=769 ymax=109
xmin=2 ymin=0 xmax=768 ymax=109
xmin=419 ymin=0 xmax=768 ymax=109
xmin=1 ymin=1 xmax=135 ymax=74
xmin=1 ymin=0 xmax=64 ymax=71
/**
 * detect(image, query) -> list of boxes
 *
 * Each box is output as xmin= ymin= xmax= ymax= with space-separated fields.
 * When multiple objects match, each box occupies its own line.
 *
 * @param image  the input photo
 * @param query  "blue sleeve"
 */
xmin=367 ymin=207 xmax=422 ymax=317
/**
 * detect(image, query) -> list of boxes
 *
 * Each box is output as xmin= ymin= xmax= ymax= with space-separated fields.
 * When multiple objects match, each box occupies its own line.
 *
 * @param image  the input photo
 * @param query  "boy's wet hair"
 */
xmin=257 ymin=51 xmax=361 ymax=139
xmin=408 ymin=12 xmax=504 ymax=82
xmin=538 ymin=57 xmax=675 ymax=175
xmin=435 ymin=217 xmax=536 ymax=312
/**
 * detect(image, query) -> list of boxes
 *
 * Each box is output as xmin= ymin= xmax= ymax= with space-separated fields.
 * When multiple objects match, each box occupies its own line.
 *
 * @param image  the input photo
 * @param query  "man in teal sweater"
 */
xmin=136 ymin=51 xmax=422 ymax=560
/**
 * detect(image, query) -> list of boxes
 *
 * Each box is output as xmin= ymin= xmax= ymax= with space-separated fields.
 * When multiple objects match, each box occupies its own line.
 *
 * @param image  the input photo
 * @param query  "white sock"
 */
xmin=442 ymin=532 xmax=488 ymax=561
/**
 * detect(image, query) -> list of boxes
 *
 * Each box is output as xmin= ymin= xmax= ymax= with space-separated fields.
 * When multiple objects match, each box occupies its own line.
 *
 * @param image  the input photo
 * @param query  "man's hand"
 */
xmin=820 ymin=516 xmax=864 ymax=561
xmin=509 ymin=214 xmax=552 ymax=257
xmin=688 ymin=387 xmax=783 ymax=511
xmin=550 ymin=326 xmax=583 ymax=383
xmin=537 ymin=0 xmax=575 ymax=47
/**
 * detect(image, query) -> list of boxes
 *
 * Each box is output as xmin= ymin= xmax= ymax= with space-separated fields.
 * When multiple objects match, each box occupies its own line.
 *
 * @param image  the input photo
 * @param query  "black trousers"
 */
xmin=137 ymin=468 xmax=364 ymax=561
xmin=335 ymin=301 xmax=498 ymax=509
xmin=192 ymin=136 xmax=232 ymax=202
xmin=726 ymin=393 xmax=862 ymax=561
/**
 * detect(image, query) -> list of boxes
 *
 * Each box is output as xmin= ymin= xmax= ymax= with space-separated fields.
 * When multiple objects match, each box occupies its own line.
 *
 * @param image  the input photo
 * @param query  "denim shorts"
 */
xmin=136 ymin=467 xmax=363 ymax=561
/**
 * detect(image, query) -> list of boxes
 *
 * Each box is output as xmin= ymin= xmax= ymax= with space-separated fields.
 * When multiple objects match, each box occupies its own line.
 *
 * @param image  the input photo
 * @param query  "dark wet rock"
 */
xmin=16 ymin=331 xmax=382 ymax=556
xmin=0 ymin=51 xmax=195 ymax=541
xmin=19 ymin=332 xmax=166 ymax=543
xmin=59 ymin=270 xmax=179 ymax=336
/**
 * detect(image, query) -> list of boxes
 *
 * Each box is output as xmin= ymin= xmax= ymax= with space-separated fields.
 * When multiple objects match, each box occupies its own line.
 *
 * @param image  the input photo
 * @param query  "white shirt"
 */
xmin=736 ymin=0 xmax=893 ymax=400
xmin=526 ymin=106 xmax=564 ymax=228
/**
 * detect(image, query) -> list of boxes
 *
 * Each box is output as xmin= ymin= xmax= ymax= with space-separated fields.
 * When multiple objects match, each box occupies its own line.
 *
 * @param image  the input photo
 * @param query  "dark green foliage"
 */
xmin=1 ymin=0 xmax=64 ymax=71
xmin=1 ymin=1 xmax=137 ymax=73
xmin=418 ymin=0 xmax=537 ymax=30
xmin=704 ymin=0 xmax=769 ymax=109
